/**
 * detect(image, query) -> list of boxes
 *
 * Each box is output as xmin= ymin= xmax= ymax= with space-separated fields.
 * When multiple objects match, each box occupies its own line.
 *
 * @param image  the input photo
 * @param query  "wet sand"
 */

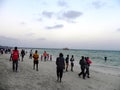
xmin=0 ymin=54 xmax=120 ymax=90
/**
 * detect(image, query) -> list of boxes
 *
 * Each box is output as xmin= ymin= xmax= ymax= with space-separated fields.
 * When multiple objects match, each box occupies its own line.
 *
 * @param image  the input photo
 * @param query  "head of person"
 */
xmin=35 ymin=50 xmax=38 ymax=53
xmin=67 ymin=55 xmax=69 ymax=57
xmin=59 ymin=53 xmax=63 ymax=57
xmin=72 ymin=55 xmax=74 ymax=58
xmin=14 ymin=47 xmax=17 ymax=50
xmin=81 ymin=56 xmax=84 ymax=59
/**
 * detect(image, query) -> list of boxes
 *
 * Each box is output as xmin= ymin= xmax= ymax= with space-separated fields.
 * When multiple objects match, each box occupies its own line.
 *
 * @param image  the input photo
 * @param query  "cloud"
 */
xmin=20 ymin=22 xmax=26 ymax=25
xmin=36 ymin=38 xmax=46 ymax=41
xmin=62 ymin=10 xmax=83 ymax=19
xmin=42 ymin=11 xmax=54 ymax=18
xmin=58 ymin=0 xmax=68 ymax=7
xmin=45 ymin=24 xmax=64 ymax=29
xmin=117 ymin=28 xmax=120 ymax=31
xmin=26 ymin=33 xmax=35 ymax=36
xmin=92 ymin=1 xmax=106 ymax=9
xmin=0 ymin=36 xmax=21 ymax=46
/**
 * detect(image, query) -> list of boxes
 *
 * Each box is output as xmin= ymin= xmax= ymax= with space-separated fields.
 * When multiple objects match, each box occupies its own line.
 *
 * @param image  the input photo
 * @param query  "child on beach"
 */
xmin=33 ymin=50 xmax=39 ymax=71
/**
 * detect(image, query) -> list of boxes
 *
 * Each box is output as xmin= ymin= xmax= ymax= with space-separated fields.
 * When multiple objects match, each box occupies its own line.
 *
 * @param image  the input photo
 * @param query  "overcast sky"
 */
xmin=0 ymin=0 xmax=120 ymax=50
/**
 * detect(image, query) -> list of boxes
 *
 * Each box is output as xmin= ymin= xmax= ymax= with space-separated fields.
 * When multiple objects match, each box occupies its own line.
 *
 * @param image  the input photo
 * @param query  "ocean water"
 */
xmin=27 ymin=48 xmax=120 ymax=68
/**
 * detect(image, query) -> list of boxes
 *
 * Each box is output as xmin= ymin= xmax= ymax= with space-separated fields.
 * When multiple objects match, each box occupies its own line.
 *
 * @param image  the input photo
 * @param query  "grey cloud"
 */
xmin=117 ymin=28 xmax=120 ymax=31
xmin=63 ymin=10 xmax=83 ymax=19
xmin=42 ymin=11 xmax=54 ymax=18
xmin=92 ymin=1 xmax=106 ymax=9
xmin=26 ymin=33 xmax=35 ymax=36
xmin=36 ymin=38 xmax=46 ymax=41
xmin=45 ymin=24 xmax=64 ymax=29
xmin=20 ymin=22 xmax=26 ymax=25
xmin=58 ymin=0 xmax=68 ymax=7
xmin=0 ymin=36 xmax=20 ymax=46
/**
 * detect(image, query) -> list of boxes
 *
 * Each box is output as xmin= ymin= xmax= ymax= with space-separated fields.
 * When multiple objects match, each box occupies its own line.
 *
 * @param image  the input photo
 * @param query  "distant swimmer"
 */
xmin=104 ymin=57 xmax=107 ymax=62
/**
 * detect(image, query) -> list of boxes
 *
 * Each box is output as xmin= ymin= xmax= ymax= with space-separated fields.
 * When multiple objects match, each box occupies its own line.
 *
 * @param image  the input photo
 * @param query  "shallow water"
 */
xmin=26 ymin=48 xmax=120 ymax=68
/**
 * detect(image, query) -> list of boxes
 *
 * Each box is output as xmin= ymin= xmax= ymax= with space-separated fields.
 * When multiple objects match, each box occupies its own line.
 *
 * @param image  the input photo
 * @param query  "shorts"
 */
xmin=34 ymin=60 xmax=39 ymax=64
xmin=71 ymin=63 xmax=74 ymax=67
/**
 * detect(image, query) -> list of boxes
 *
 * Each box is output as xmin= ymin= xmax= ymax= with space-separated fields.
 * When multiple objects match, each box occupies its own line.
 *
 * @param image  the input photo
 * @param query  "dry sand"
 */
xmin=0 ymin=54 xmax=120 ymax=90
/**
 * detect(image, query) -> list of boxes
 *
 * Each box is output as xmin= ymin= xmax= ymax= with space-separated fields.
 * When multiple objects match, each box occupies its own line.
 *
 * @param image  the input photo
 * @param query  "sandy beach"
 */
xmin=0 ymin=54 xmax=120 ymax=90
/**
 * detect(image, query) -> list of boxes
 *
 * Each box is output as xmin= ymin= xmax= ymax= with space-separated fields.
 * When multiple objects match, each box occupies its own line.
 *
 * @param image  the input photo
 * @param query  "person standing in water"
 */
xmin=21 ymin=49 xmax=25 ymax=61
xmin=43 ymin=51 xmax=47 ymax=61
xmin=29 ymin=49 xmax=33 ymax=59
xmin=70 ymin=55 xmax=74 ymax=72
xmin=56 ymin=53 xmax=65 ymax=82
xmin=104 ymin=57 xmax=107 ymax=62
xmin=65 ymin=55 xmax=69 ymax=72
xmin=33 ymin=50 xmax=39 ymax=71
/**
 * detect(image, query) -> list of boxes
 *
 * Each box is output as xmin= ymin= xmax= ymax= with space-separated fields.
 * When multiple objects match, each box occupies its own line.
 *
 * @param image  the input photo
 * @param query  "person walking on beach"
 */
xmin=70 ymin=55 xmax=74 ymax=72
xmin=85 ymin=57 xmax=92 ymax=78
xmin=12 ymin=47 xmax=19 ymax=72
xmin=33 ymin=50 xmax=39 ymax=71
xmin=21 ymin=49 xmax=25 ymax=61
xmin=78 ymin=56 xmax=87 ymax=79
xmin=65 ymin=55 xmax=69 ymax=72
xmin=56 ymin=53 xmax=65 ymax=82
xmin=50 ymin=55 xmax=52 ymax=61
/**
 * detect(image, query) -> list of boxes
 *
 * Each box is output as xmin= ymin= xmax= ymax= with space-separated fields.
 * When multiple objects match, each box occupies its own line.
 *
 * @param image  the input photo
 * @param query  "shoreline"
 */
xmin=0 ymin=54 xmax=120 ymax=90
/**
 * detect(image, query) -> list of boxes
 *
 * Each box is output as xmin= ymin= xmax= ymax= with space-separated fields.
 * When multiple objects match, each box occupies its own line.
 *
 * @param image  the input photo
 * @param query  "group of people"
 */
xmin=29 ymin=50 xmax=52 ymax=61
xmin=10 ymin=47 xmax=92 ymax=83
xmin=56 ymin=53 xmax=92 ymax=82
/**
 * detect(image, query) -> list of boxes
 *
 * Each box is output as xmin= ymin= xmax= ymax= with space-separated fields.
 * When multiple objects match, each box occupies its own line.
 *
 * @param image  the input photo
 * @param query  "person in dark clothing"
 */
xmin=65 ymin=55 xmax=69 ymax=72
xmin=21 ymin=49 xmax=25 ymax=61
xmin=56 ymin=53 xmax=65 ymax=82
xmin=78 ymin=56 xmax=87 ymax=79
xmin=70 ymin=55 xmax=74 ymax=72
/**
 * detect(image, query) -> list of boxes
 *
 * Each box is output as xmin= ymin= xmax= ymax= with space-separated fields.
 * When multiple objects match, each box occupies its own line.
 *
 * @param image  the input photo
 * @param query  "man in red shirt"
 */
xmin=12 ymin=47 xmax=19 ymax=72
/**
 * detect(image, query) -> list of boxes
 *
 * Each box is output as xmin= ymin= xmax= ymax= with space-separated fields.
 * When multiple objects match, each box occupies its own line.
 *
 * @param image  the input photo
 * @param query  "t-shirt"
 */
xmin=33 ymin=53 xmax=39 ymax=61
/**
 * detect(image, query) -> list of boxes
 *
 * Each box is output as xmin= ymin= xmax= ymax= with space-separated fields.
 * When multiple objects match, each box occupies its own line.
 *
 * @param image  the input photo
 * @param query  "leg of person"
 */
xmin=87 ymin=67 xmax=90 ymax=78
xmin=15 ymin=60 xmax=18 ymax=72
xmin=66 ymin=63 xmax=68 ymax=72
xmin=36 ymin=61 xmax=38 ymax=71
xmin=57 ymin=68 xmax=60 ymax=81
xmin=82 ymin=68 xmax=86 ymax=79
xmin=33 ymin=61 xmax=35 ymax=70
xmin=78 ymin=67 xmax=83 ymax=77
xmin=12 ymin=61 xmax=15 ymax=72
xmin=60 ymin=69 xmax=63 ymax=82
